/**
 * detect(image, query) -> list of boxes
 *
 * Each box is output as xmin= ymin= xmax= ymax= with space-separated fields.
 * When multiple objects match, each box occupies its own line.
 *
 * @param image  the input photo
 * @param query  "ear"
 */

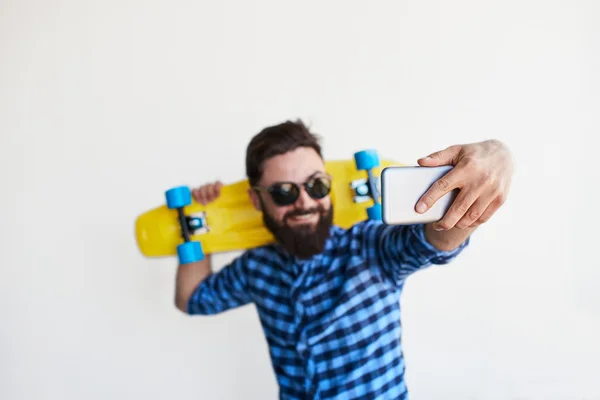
xmin=248 ymin=188 xmax=262 ymax=211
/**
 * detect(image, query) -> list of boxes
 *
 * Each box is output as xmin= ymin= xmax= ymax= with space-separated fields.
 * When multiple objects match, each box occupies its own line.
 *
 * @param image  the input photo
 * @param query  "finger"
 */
xmin=469 ymin=195 xmax=505 ymax=228
xmin=433 ymin=186 xmax=480 ymax=231
xmin=212 ymin=181 xmax=223 ymax=199
xmin=416 ymin=167 xmax=463 ymax=213
xmin=197 ymin=186 xmax=210 ymax=205
xmin=455 ymin=194 xmax=494 ymax=229
xmin=207 ymin=184 xmax=218 ymax=202
xmin=192 ymin=188 xmax=202 ymax=203
xmin=418 ymin=145 xmax=462 ymax=167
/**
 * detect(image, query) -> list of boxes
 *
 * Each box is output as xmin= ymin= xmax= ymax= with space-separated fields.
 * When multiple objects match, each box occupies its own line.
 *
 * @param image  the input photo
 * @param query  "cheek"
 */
xmin=319 ymin=197 xmax=332 ymax=210
xmin=265 ymin=202 xmax=288 ymax=221
xmin=273 ymin=209 xmax=288 ymax=222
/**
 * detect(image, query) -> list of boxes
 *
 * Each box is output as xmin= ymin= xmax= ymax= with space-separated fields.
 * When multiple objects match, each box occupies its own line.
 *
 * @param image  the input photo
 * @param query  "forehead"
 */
xmin=259 ymin=147 xmax=325 ymax=185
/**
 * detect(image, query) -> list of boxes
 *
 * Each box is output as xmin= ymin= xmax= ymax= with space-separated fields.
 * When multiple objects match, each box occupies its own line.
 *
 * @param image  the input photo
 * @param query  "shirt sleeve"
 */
xmin=361 ymin=220 xmax=470 ymax=286
xmin=187 ymin=251 xmax=254 ymax=315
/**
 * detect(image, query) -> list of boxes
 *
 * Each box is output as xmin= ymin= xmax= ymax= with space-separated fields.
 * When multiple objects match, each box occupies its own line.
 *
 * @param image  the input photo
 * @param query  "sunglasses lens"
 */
xmin=270 ymin=183 xmax=299 ymax=206
xmin=307 ymin=177 xmax=331 ymax=199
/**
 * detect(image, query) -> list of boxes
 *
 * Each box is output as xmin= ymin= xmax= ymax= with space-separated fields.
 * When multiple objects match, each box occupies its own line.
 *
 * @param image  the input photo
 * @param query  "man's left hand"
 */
xmin=415 ymin=139 xmax=514 ymax=231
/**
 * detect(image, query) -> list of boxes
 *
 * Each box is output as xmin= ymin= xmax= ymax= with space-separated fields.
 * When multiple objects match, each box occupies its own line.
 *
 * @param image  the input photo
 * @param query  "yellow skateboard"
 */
xmin=135 ymin=149 xmax=402 ymax=264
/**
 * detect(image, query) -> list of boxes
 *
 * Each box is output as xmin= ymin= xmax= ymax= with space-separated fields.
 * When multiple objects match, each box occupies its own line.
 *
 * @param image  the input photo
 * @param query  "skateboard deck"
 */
xmin=135 ymin=149 xmax=402 ymax=263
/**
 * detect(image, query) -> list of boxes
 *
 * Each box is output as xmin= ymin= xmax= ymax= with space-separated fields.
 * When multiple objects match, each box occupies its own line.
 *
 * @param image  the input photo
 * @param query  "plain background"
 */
xmin=1 ymin=0 xmax=599 ymax=399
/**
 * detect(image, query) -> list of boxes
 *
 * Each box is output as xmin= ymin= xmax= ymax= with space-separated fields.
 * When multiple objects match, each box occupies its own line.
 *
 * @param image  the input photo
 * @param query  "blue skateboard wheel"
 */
xmin=354 ymin=149 xmax=380 ymax=171
xmin=165 ymin=186 xmax=192 ymax=209
xmin=366 ymin=203 xmax=382 ymax=220
xmin=177 ymin=241 xmax=204 ymax=264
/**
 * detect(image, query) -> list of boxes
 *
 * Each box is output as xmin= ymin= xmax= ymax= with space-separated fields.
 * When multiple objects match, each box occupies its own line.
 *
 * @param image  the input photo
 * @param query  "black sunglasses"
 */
xmin=253 ymin=175 xmax=332 ymax=206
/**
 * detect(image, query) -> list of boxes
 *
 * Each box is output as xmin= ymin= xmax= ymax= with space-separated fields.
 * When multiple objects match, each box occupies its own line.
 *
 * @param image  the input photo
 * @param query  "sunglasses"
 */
xmin=253 ymin=174 xmax=332 ymax=206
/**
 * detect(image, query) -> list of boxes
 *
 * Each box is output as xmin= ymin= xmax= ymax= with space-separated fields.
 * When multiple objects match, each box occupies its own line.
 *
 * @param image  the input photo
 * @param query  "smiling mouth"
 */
xmin=287 ymin=212 xmax=318 ymax=223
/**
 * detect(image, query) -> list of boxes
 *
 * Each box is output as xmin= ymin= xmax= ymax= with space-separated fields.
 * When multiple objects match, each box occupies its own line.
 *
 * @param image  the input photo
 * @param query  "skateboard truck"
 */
xmin=186 ymin=212 xmax=209 ymax=235
xmin=352 ymin=149 xmax=383 ymax=220
xmin=164 ymin=186 xmax=205 ymax=264
xmin=350 ymin=177 xmax=381 ymax=204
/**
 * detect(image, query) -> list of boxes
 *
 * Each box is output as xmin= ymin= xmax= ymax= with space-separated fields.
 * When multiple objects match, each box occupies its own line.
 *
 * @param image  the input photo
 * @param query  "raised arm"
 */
xmin=174 ymin=180 xmax=253 ymax=315
xmin=362 ymin=221 xmax=470 ymax=286
xmin=174 ymin=255 xmax=212 ymax=313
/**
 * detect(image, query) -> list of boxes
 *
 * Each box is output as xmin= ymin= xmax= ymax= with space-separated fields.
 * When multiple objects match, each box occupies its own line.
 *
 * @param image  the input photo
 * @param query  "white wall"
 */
xmin=1 ymin=0 xmax=598 ymax=399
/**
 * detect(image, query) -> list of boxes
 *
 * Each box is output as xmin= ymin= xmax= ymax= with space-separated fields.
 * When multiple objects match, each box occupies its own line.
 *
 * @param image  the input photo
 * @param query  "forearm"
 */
xmin=174 ymin=255 xmax=212 ymax=313
xmin=424 ymin=223 xmax=476 ymax=251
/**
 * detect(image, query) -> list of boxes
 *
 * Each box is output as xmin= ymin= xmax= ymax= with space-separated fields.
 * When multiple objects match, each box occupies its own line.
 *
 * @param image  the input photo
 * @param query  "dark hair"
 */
xmin=245 ymin=119 xmax=323 ymax=186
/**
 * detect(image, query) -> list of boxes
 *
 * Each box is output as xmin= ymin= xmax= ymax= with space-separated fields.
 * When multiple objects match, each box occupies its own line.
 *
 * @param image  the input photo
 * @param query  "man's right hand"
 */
xmin=192 ymin=181 xmax=223 ymax=205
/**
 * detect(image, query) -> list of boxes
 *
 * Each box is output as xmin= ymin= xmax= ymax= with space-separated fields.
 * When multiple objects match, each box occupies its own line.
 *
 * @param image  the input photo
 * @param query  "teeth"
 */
xmin=293 ymin=214 xmax=315 ymax=220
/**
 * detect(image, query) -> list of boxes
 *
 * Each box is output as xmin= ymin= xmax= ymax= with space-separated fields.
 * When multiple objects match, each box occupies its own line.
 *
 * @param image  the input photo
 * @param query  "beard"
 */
xmin=263 ymin=203 xmax=333 ymax=259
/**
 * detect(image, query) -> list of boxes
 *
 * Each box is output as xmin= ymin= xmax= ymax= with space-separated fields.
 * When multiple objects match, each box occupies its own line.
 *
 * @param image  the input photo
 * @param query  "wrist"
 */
xmin=424 ymin=223 xmax=475 ymax=251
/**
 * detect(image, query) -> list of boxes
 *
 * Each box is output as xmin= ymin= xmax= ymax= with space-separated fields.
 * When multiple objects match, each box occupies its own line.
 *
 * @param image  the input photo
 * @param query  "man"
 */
xmin=174 ymin=120 xmax=514 ymax=399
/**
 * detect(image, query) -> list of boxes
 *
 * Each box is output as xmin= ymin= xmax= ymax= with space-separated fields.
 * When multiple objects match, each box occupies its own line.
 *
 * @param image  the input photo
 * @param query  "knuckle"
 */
xmin=430 ymin=150 xmax=443 ymax=159
xmin=479 ymin=171 xmax=491 ymax=184
xmin=497 ymin=192 xmax=508 ymax=205
xmin=438 ymin=222 xmax=451 ymax=230
xmin=463 ymin=156 xmax=478 ymax=168
xmin=436 ymin=178 xmax=450 ymax=191
xmin=455 ymin=219 xmax=468 ymax=229
xmin=468 ymin=208 xmax=481 ymax=220
xmin=421 ymin=192 xmax=434 ymax=205
xmin=455 ymin=201 xmax=470 ymax=214
xmin=489 ymin=138 xmax=504 ymax=148
xmin=436 ymin=219 xmax=452 ymax=230
xmin=481 ymin=170 xmax=493 ymax=184
xmin=465 ymin=157 xmax=486 ymax=175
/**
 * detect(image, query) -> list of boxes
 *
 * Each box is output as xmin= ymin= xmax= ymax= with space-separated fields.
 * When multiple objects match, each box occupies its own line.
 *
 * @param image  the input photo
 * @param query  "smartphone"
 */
xmin=380 ymin=165 xmax=458 ymax=225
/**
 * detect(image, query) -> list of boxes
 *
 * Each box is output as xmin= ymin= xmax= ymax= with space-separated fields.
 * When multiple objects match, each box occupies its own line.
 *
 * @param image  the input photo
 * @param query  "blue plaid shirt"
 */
xmin=188 ymin=219 xmax=469 ymax=399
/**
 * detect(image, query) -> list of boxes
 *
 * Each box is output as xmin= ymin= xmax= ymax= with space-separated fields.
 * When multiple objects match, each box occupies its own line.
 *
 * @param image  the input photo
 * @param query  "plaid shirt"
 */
xmin=188 ymin=220 xmax=469 ymax=399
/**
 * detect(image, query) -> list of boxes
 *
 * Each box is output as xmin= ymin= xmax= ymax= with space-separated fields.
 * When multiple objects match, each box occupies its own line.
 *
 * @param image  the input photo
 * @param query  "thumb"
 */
xmin=418 ymin=145 xmax=462 ymax=166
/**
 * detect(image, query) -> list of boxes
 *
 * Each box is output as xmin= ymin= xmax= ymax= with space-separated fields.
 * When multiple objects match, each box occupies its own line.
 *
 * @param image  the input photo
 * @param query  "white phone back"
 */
xmin=380 ymin=165 xmax=457 ymax=225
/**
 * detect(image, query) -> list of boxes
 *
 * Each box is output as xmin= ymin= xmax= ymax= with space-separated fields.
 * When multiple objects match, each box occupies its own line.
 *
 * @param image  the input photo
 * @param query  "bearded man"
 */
xmin=174 ymin=119 xmax=514 ymax=400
